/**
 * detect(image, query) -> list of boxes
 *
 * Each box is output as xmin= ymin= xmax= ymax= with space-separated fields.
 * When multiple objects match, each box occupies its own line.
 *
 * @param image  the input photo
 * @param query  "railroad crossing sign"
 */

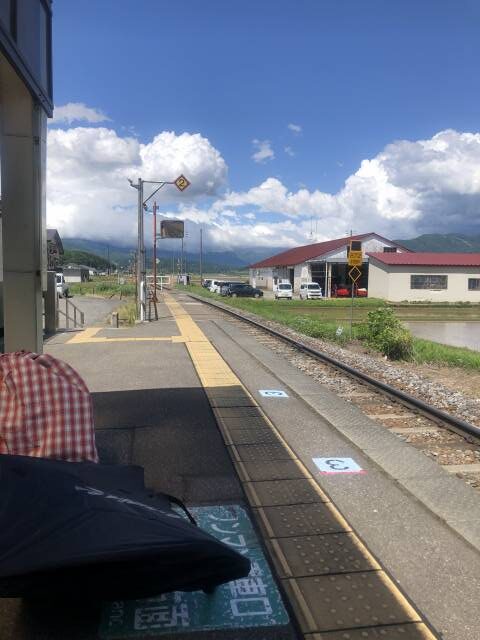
xmin=174 ymin=174 xmax=191 ymax=191
xmin=348 ymin=266 xmax=362 ymax=283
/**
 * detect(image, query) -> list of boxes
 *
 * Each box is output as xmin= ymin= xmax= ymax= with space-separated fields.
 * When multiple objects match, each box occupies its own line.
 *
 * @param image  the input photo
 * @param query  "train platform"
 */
xmin=1 ymin=290 xmax=479 ymax=640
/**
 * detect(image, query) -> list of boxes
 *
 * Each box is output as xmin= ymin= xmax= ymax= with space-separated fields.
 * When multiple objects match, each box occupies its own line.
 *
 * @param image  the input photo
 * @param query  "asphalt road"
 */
xmin=57 ymin=295 xmax=124 ymax=328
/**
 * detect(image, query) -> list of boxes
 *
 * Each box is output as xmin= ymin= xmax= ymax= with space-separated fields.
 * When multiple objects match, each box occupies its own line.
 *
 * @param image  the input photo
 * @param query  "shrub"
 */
xmin=365 ymin=307 xmax=413 ymax=360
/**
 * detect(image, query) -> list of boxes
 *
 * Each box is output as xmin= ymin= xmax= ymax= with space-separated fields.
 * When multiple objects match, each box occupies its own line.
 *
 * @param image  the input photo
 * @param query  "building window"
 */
xmin=468 ymin=278 xmax=480 ymax=291
xmin=383 ymin=247 xmax=397 ymax=253
xmin=410 ymin=275 xmax=448 ymax=290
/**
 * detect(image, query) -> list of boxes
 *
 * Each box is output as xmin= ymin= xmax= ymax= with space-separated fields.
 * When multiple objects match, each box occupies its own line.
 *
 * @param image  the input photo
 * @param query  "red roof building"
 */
xmin=367 ymin=252 xmax=480 ymax=267
xmin=367 ymin=252 xmax=480 ymax=302
xmin=249 ymin=232 xmax=409 ymax=296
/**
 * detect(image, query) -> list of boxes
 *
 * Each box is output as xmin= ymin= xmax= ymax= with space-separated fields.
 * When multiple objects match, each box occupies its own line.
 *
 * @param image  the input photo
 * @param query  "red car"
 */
xmin=333 ymin=286 xmax=368 ymax=297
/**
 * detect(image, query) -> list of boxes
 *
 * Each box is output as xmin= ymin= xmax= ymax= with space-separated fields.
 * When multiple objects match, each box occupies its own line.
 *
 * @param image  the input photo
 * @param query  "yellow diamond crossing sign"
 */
xmin=174 ymin=174 xmax=190 ymax=191
xmin=348 ymin=266 xmax=362 ymax=283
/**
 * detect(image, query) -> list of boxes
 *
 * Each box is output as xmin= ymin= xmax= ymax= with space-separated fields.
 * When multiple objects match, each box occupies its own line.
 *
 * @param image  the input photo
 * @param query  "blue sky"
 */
xmin=48 ymin=0 xmax=480 ymax=249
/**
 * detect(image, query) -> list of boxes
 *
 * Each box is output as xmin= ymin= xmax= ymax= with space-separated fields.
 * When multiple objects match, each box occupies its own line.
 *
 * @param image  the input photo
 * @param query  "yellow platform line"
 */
xmin=163 ymin=292 xmax=438 ymax=640
xmin=67 ymin=326 xmax=185 ymax=345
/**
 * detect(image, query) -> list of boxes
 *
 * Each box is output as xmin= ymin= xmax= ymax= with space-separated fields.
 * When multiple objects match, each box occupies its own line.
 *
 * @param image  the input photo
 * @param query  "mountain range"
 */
xmin=62 ymin=233 xmax=480 ymax=272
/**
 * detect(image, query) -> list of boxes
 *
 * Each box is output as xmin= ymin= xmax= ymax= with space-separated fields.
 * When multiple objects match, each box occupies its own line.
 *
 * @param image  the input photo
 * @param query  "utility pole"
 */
xmin=199 ymin=228 xmax=203 ymax=286
xmin=129 ymin=174 xmax=190 ymax=318
xmin=137 ymin=178 xmax=145 ymax=320
xmin=153 ymin=201 xmax=158 ymax=300
xmin=181 ymin=237 xmax=184 ymax=276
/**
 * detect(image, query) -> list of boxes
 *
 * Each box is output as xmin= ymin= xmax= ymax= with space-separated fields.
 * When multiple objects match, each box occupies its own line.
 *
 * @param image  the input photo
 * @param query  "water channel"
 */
xmin=404 ymin=322 xmax=480 ymax=352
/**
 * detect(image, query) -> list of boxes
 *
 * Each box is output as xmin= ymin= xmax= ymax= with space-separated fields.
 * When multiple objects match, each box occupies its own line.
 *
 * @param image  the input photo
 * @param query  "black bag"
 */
xmin=0 ymin=454 xmax=251 ymax=600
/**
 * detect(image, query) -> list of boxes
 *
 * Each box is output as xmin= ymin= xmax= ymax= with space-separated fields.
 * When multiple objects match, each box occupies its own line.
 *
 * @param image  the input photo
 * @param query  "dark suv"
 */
xmin=219 ymin=281 xmax=244 ymax=296
xmin=228 ymin=284 xmax=263 ymax=298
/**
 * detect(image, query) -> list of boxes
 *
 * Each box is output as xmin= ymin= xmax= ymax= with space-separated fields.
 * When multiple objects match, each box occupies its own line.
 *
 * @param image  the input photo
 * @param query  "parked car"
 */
xmin=275 ymin=283 xmax=293 ymax=299
xmin=335 ymin=286 xmax=350 ymax=297
xmin=202 ymin=279 xmax=212 ymax=289
xmin=56 ymin=273 xmax=70 ymax=298
xmin=299 ymin=282 xmax=322 ymax=300
xmin=228 ymin=284 xmax=263 ymax=298
xmin=334 ymin=285 xmax=368 ymax=297
xmin=220 ymin=281 xmax=245 ymax=296
xmin=209 ymin=280 xmax=225 ymax=293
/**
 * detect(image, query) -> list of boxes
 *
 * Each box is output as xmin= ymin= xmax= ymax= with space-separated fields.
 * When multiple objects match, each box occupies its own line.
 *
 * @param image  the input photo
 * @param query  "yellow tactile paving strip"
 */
xmin=67 ymin=326 xmax=186 ymax=344
xmin=164 ymin=292 xmax=439 ymax=639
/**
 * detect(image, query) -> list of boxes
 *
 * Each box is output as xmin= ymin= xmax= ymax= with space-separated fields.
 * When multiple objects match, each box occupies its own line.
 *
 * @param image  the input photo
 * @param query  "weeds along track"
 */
xmin=188 ymin=293 xmax=480 ymax=492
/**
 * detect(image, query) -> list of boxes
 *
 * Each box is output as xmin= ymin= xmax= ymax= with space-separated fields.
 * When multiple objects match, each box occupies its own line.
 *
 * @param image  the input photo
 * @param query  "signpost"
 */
xmin=174 ymin=174 xmax=190 ymax=192
xmin=347 ymin=241 xmax=363 ymax=338
xmin=130 ymin=175 xmax=190 ymax=320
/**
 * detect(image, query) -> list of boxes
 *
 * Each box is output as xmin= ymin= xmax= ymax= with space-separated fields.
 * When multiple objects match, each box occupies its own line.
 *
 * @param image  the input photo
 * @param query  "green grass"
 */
xmin=184 ymin=284 xmax=480 ymax=370
xmin=69 ymin=280 xmax=136 ymax=298
xmin=413 ymin=338 xmax=480 ymax=370
xmin=116 ymin=301 xmax=137 ymax=326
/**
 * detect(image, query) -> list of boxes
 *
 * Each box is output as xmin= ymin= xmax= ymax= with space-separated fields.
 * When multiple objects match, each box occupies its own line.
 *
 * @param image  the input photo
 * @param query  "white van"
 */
xmin=56 ymin=273 xmax=70 ymax=298
xmin=299 ymin=282 xmax=322 ymax=300
xmin=275 ymin=283 xmax=293 ymax=299
xmin=209 ymin=280 xmax=225 ymax=293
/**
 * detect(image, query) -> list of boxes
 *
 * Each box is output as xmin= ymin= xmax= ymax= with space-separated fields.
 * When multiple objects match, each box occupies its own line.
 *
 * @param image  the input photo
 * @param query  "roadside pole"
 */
xmin=129 ymin=174 xmax=190 ymax=320
xmin=347 ymin=239 xmax=363 ymax=339
xmin=137 ymin=178 xmax=145 ymax=320
xmin=153 ymin=201 xmax=157 ymax=301
xmin=200 ymin=228 xmax=203 ymax=286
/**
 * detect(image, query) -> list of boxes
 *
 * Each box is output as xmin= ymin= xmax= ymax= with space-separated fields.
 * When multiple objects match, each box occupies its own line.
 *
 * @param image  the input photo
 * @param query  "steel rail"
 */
xmin=188 ymin=293 xmax=480 ymax=441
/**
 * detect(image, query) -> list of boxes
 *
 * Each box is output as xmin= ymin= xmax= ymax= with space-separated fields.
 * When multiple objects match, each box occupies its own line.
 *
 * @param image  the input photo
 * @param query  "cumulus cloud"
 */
xmin=284 ymin=146 xmax=295 ymax=157
xmin=251 ymin=139 xmax=274 ymax=163
xmin=47 ymin=122 xmax=480 ymax=251
xmin=288 ymin=123 xmax=302 ymax=134
xmin=139 ymin=132 xmax=227 ymax=196
xmin=51 ymin=103 xmax=110 ymax=125
xmin=47 ymin=127 xmax=227 ymax=244
xmin=211 ymin=130 xmax=480 ymax=242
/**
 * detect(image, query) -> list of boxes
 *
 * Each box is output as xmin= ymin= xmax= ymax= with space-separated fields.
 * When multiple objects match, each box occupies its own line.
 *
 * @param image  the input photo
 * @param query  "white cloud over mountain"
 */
xmin=46 ymin=112 xmax=480 ymax=251
xmin=47 ymin=126 xmax=227 ymax=243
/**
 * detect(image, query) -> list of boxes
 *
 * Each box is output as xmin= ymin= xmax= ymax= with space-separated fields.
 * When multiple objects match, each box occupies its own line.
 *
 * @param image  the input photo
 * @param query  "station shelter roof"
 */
xmin=368 ymin=252 xmax=480 ymax=267
xmin=249 ymin=232 xmax=408 ymax=269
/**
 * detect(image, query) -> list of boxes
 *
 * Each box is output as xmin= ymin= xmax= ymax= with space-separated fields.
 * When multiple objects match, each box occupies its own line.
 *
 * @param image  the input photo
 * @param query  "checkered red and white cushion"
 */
xmin=0 ymin=352 xmax=98 ymax=462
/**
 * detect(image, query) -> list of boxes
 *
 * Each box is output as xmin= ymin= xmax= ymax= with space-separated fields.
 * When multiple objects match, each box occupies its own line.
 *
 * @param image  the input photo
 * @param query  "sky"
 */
xmin=47 ymin=0 xmax=480 ymax=252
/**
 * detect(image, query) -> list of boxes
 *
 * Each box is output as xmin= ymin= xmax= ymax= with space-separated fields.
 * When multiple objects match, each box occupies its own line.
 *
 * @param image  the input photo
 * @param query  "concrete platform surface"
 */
xmin=1 ymin=291 xmax=478 ymax=640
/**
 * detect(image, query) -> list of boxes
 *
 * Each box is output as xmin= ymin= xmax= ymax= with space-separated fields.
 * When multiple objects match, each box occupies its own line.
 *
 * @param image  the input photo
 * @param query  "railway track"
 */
xmin=187 ymin=292 xmax=480 ymax=491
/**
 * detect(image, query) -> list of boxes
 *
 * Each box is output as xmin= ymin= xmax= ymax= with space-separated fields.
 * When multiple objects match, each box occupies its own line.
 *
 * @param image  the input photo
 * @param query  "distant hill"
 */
xmin=62 ymin=238 xmax=286 ymax=272
xmin=396 ymin=233 xmax=480 ymax=252
xmin=61 ymin=249 xmax=113 ymax=270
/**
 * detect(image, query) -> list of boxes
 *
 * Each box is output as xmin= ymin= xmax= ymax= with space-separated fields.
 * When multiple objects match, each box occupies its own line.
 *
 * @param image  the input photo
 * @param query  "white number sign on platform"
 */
xmin=313 ymin=457 xmax=364 ymax=475
xmin=259 ymin=390 xmax=289 ymax=398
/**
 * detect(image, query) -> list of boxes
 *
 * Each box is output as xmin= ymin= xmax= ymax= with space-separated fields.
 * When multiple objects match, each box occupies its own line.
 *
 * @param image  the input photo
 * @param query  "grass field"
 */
xmin=69 ymin=276 xmax=136 ymax=298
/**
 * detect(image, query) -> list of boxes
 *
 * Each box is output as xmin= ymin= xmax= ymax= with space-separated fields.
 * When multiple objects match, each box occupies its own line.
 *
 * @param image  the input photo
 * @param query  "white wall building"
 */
xmin=249 ymin=233 xmax=409 ymax=295
xmin=368 ymin=253 xmax=480 ymax=302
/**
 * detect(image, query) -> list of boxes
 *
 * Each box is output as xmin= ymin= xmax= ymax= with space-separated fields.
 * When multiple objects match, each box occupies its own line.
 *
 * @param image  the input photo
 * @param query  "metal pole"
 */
xmin=137 ymin=178 xmax=146 ymax=321
xmin=200 ymin=228 xmax=203 ymax=286
xmin=181 ymin=237 xmax=184 ymax=278
xmin=137 ymin=178 xmax=142 ymax=319
xmin=153 ymin=201 xmax=157 ymax=301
